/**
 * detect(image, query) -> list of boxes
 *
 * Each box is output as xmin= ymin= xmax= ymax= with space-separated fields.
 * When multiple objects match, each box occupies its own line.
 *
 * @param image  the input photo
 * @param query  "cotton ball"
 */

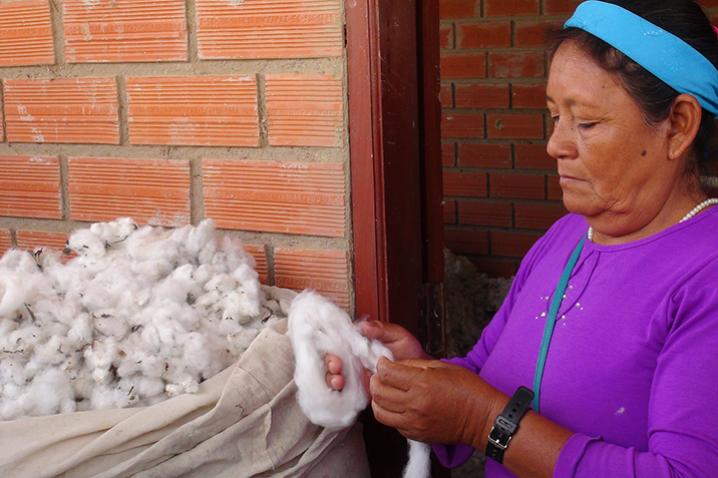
xmin=182 ymin=219 xmax=216 ymax=257
xmin=0 ymin=271 xmax=31 ymax=317
xmin=90 ymin=217 xmax=137 ymax=247
xmin=67 ymin=313 xmax=93 ymax=347
xmin=232 ymin=263 xmax=262 ymax=317
xmin=221 ymin=234 xmax=256 ymax=271
xmin=0 ymin=249 xmax=40 ymax=273
xmin=0 ymin=358 xmax=26 ymax=386
xmin=33 ymin=335 xmax=70 ymax=366
xmin=23 ymin=368 xmax=76 ymax=417
xmin=66 ymin=229 xmax=106 ymax=257
xmin=90 ymin=385 xmax=130 ymax=410
xmin=93 ymin=311 xmax=129 ymax=340
xmin=84 ymin=339 xmax=119 ymax=384
xmin=205 ymin=273 xmax=236 ymax=294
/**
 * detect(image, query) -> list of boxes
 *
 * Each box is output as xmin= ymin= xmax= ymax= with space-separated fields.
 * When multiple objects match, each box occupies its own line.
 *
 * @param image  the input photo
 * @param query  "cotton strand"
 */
xmin=288 ymin=290 xmax=431 ymax=478
xmin=0 ymin=218 xmax=283 ymax=420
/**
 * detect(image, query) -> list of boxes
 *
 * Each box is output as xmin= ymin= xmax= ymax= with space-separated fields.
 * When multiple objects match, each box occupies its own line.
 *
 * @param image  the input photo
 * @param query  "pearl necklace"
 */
xmin=587 ymin=198 xmax=718 ymax=242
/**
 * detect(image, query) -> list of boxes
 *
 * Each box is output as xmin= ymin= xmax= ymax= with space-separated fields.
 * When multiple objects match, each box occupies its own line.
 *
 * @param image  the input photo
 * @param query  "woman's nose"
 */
xmin=546 ymin=119 xmax=577 ymax=160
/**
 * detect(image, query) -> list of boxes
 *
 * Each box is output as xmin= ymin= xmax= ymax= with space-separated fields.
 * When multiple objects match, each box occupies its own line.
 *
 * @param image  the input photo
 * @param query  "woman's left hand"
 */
xmin=370 ymin=357 xmax=505 ymax=446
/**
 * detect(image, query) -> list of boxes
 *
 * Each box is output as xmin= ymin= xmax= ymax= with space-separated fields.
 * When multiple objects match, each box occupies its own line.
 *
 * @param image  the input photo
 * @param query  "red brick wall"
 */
xmin=0 ymin=0 xmax=351 ymax=308
xmin=440 ymin=0 xmax=718 ymax=277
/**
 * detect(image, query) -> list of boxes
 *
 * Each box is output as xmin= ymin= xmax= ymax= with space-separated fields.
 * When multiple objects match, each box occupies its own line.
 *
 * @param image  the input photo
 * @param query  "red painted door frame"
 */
xmin=346 ymin=0 xmax=443 ymax=338
xmin=346 ymin=1 xmax=446 ymax=475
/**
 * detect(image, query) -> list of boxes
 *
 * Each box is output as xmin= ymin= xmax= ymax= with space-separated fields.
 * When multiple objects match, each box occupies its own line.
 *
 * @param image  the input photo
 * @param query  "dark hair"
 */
xmin=549 ymin=0 xmax=718 ymax=176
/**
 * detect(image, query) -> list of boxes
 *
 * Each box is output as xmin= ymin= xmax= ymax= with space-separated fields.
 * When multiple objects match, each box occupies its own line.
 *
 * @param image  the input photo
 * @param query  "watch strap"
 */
xmin=485 ymin=386 xmax=534 ymax=463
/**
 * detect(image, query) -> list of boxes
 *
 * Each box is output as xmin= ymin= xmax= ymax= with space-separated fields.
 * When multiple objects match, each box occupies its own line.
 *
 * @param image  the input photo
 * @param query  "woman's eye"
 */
xmin=578 ymin=122 xmax=598 ymax=130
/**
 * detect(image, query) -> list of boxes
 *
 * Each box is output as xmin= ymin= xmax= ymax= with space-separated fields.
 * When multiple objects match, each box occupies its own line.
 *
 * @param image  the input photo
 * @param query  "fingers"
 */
xmin=371 ymin=400 xmax=406 ymax=429
xmin=374 ymin=357 xmax=422 ymax=392
xmin=324 ymin=353 xmax=344 ymax=391
xmin=370 ymin=374 xmax=410 ymax=413
xmin=324 ymin=353 xmax=342 ymax=374
xmin=326 ymin=372 xmax=345 ymax=391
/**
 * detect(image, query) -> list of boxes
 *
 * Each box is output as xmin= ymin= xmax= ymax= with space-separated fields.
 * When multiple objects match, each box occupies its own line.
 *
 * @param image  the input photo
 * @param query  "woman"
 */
xmin=326 ymin=0 xmax=718 ymax=476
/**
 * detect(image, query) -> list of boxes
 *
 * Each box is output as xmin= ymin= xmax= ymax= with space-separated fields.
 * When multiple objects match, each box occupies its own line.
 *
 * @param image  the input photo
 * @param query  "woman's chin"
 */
xmin=561 ymin=195 xmax=601 ymax=217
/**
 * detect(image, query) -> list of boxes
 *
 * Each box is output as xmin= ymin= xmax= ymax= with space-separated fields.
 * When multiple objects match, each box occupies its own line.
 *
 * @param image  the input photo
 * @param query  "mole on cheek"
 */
xmin=641 ymin=150 xmax=647 ymax=157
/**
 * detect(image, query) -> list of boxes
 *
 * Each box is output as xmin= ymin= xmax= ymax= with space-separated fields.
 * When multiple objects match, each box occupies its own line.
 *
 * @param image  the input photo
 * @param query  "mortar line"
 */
xmin=49 ymin=0 xmax=65 ymax=66
xmin=116 ymin=76 xmax=129 ymax=146
xmin=59 ymin=155 xmax=70 ymax=221
xmin=257 ymin=74 xmax=268 ymax=148
xmin=186 ymin=0 xmax=199 ymax=63
xmin=266 ymin=244 xmax=276 ymax=286
xmin=189 ymin=158 xmax=204 ymax=225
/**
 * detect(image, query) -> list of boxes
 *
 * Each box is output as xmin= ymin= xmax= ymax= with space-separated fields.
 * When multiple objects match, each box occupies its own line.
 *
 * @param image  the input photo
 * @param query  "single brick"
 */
xmin=484 ymin=0 xmax=539 ymax=16
xmin=239 ymin=243 xmax=269 ymax=284
xmin=0 ymin=155 xmax=61 ymax=219
xmin=445 ymin=228 xmax=489 ymax=255
xmin=547 ymin=174 xmax=562 ymax=200
xmin=514 ymin=20 xmax=563 ymax=48
xmin=439 ymin=0 xmax=478 ymax=19
xmin=455 ymin=83 xmax=509 ymax=109
xmin=515 ymin=143 xmax=554 ymax=169
xmin=63 ymin=0 xmax=187 ymax=63
xmin=459 ymin=22 xmax=511 ymax=49
xmin=489 ymin=51 xmax=545 ymax=78
xmin=274 ymin=248 xmax=350 ymax=309
xmin=203 ymin=159 xmax=346 ymax=238
xmin=4 ymin=77 xmax=119 ymax=144
xmin=15 ymin=230 xmax=68 ymax=252
xmin=265 ymin=74 xmax=343 ymax=148
xmin=442 ymin=142 xmax=456 ymax=167
xmin=68 ymin=156 xmax=190 ymax=226
xmin=440 ymin=24 xmax=454 ymax=49
xmin=444 ymin=200 xmax=457 ymax=224
xmin=488 ymin=113 xmax=544 ymax=139
xmin=489 ymin=172 xmax=544 ymax=199
xmin=514 ymin=202 xmax=567 ymax=229
xmin=459 ymin=200 xmax=512 ymax=227
xmin=127 ymin=76 xmax=259 ymax=147
xmin=544 ymin=0 xmax=581 ymax=15
xmin=441 ymin=53 xmax=487 ymax=79
xmin=0 ymin=0 xmax=54 ymax=67
xmin=443 ymin=171 xmax=487 ymax=197
xmin=511 ymin=83 xmax=547 ymax=109
xmin=0 ymin=229 xmax=11 ymax=255
xmin=459 ymin=143 xmax=512 ymax=168
xmin=441 ymin=84 xmax=453 ymax=107
xmin=196 ymin=0 xmax=342 ymax=59
xmin=491 ymin=230 xmax=541 ymax=257
xmin=442 ymin=112 xmax=484 ymax=138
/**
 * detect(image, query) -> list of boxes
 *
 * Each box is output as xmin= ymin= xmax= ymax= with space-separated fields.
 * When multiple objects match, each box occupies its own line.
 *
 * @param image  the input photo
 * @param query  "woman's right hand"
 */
xmin=324 ymin=320 xmax=430 ymax=391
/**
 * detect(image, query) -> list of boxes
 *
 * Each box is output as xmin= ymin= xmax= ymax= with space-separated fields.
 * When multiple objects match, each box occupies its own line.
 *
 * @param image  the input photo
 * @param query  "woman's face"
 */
xmin=546 ymin=41 xmax=682 ymax=228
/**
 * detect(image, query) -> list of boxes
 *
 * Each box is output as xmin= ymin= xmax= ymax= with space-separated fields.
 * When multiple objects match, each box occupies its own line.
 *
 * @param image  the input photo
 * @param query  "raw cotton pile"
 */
xmin=0 ymin=218 xmax=283 ymax=420
xmin=288 ymin=291 xmax=431 ymax=478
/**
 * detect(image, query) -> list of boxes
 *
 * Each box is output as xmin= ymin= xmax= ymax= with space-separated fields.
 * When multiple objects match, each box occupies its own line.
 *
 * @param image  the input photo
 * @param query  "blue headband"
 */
xmin=564 ymin=0 xmax=718 ymax=117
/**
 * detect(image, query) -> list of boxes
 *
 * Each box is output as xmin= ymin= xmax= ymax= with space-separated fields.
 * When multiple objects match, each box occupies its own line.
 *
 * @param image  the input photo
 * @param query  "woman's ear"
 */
xmin=667 ymin=94 xmax=703 ymax=160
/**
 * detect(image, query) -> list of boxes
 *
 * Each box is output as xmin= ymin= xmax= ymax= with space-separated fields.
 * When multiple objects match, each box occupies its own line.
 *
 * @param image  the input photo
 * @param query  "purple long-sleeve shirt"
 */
xmin=434 ymin=208 xmax=718 ymax=477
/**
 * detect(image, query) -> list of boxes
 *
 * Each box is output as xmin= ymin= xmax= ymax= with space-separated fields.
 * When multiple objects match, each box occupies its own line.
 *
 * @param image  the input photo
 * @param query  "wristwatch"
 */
xmin=485 ymin=386 xmax=534 ymax=464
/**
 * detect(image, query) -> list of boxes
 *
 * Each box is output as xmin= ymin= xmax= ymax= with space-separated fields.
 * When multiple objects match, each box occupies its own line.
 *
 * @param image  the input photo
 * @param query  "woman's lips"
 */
xmin=559 ymin=175 xmax=584 ymax=185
